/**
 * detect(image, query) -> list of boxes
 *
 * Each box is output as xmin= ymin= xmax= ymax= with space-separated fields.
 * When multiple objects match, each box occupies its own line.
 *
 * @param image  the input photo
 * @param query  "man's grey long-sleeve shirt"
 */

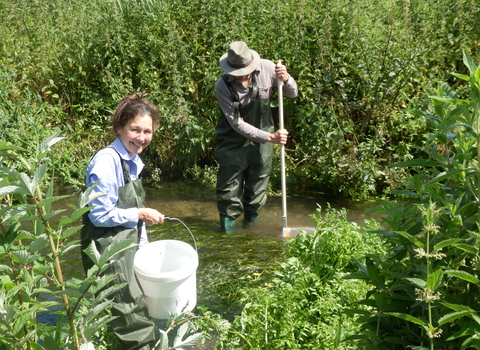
xmin=215 ymin=59 xmax=298 ymax=144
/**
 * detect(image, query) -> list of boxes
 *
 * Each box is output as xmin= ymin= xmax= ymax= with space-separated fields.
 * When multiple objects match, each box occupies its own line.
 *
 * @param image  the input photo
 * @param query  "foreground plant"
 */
xmin=346 ymin=51 xmax=480 ymax=349
xmin=207 ymin=206 xmax=384 ymax=350
xmin=0 ymin=134 xmax=136 ymax=349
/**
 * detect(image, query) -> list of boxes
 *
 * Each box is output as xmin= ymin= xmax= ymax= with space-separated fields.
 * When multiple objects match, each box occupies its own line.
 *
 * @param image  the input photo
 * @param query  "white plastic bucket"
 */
xmin=133 ymin=240 xmax=198 ymax=319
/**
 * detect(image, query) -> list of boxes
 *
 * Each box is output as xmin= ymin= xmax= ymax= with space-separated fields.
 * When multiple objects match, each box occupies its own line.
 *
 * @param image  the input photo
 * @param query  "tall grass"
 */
xmin=1 ymin=0 xmax=479 ymax=197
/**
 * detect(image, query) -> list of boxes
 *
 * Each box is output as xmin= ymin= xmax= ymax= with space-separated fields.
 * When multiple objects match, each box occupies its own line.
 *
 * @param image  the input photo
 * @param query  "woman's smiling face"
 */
xmin=117 ymin=114 xmax=153 ymax=157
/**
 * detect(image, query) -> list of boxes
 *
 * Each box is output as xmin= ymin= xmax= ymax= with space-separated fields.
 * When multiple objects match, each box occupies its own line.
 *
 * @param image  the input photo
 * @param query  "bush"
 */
xmin=346 ymin=52 xmax=480 ymax=349
xmin=1 ymin=0 xmax=480 ymax=197
xmin=216 ymin=206 xmax=385 ymax=349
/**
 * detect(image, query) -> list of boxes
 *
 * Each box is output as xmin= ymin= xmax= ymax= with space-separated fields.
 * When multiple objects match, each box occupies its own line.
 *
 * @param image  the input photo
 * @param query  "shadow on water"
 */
xmin=57 ymin=181 xmax=382 ymax=328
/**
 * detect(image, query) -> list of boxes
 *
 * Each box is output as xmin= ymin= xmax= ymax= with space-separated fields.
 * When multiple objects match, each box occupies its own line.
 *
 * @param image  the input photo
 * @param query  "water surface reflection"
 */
xmin=145 ymin=182 xmax=379 ymax=238
xmin=58 ymin=181 xmax=382 ymax=320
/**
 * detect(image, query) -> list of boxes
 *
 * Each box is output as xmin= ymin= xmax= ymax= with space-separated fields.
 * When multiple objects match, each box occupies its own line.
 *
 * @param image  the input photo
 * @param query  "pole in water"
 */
xmin=277 ymin=61 xmax=288 ymax=238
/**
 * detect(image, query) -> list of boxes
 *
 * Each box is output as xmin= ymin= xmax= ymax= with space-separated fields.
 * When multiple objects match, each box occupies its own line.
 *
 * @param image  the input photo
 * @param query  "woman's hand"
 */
xmin=138 ymin=208 xmax=165 ymax=226
xmin=267 ymin=129 xmax=288 ymax=145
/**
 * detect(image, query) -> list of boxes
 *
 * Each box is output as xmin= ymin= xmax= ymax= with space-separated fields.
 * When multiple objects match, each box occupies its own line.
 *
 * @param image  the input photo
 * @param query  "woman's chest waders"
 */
xmin=215 ymin=75 xmax=274 ymax=221
xmin=81 ymin=156 xmax=155 ymax=350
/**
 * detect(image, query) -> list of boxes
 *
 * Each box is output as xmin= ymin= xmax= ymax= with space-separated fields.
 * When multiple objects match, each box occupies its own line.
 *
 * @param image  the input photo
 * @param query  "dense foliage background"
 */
xmin=1 ymin=0 xmax=479 ymax=199
xmin=3 ymin=1 xmax=480 ymax=348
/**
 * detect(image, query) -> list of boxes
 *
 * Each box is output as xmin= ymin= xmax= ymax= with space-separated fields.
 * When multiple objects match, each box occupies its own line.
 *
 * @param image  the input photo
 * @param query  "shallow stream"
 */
xmin=59 ymin=181 xmax=381 ymax=324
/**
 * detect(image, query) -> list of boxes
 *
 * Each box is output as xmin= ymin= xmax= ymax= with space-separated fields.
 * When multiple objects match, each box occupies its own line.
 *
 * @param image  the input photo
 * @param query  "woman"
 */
xmin=81 ymin=95 xmax=164 ymax=350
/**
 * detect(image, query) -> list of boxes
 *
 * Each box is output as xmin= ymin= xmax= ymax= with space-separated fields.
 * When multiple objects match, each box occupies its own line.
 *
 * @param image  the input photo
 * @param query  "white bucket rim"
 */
xmin=134 ymin=240 xmax=198 ymax=281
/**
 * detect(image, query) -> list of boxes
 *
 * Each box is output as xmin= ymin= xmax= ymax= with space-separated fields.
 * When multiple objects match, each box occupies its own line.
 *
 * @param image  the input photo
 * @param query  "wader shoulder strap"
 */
xmin=222 ymin=73 xmax=241 ymax=126
xmin=107 ymin=146 xmax=132 ymax=184
xmin=221 ymin=73 xmax=259 ymax=126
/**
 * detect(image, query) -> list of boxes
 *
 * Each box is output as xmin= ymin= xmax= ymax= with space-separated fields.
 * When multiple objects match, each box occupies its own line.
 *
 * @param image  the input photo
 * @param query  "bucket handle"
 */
xmin=164 ymin=217 xmax=197 ymax=251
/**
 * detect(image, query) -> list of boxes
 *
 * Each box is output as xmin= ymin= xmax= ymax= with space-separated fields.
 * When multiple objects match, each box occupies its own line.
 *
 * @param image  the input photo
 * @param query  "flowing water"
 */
xmin=145 ymin=181 xmax=379 ymax=238
xmin=55 ymin=181 xmax=381 ymax=346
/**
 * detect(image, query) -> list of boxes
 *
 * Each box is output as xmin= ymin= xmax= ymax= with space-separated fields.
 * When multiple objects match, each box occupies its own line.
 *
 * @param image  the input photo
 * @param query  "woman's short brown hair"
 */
xmin=112 ymin=95 xmax=160 ymax=134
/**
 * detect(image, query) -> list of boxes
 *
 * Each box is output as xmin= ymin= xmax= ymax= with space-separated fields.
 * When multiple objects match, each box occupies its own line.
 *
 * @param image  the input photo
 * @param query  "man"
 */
xmin=215 ymin=41 xmax=298 ymax=233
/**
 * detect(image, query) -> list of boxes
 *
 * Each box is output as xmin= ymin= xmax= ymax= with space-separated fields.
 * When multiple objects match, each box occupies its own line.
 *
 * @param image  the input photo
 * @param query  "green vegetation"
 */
xmin=207 ymin=207 xmax=385 ymax=349
xmin=3 ymin=0 xmax=480 ymax=349
xmin=0 ymin=135 xmax=207 ymax=349
xmin=345 ymin=52 xmax=480 ymax=349
xmin=0 ymin=135 xmax=124 ymax=349
xmin=1 ymin=0 xmax=479 ymax=198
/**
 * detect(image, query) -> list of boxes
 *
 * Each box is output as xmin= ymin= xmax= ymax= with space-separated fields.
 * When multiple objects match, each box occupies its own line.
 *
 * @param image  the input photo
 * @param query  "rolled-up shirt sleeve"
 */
xmin=86 ymin=150 xmax=139 ymax=229
xmin=280 ymin=74 xmax=298 ymax=98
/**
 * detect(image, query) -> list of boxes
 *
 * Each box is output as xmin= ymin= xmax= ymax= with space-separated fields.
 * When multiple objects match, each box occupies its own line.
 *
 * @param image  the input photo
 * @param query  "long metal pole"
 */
xmin=277 ymin=74 xmax=288 ymax=237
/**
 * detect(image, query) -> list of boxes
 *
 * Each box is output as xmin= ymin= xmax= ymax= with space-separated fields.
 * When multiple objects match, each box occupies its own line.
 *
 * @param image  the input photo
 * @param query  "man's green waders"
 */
xmin=215 ymin=75 xmax=274 ymax=224
xmin=81 ymin=159 xmax=155 ymax=350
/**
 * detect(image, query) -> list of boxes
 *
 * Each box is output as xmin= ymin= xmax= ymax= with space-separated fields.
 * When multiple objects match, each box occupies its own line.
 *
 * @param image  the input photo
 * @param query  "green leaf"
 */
xmin=389 ymin=159 xmax=446 ymax=168
xmin=438 ymin=310 xmax=474 ymax=326
xmin=37 ymin=195 xmax=71 ymax=210
xmin=158 ymin=329 xmax=169 ymax=349
xmin=83 ymin=241 xmax=101 ymax=267
xmin=12 ymin=308 xmax=36 ymax=335
xmin=0 ymin=185 xmax=30 ymax=196
xmin=60 ymin=225 xmax=83 ymax=239
xmin=427 ymin=268 xmax=443 ymax=291
xmin=173 ymin=332 xmax=204 ymax=348
xmin=366 ymin=257 xmax=384 ymax=288
xmin=37 ymin=133 xmax=65 ymax=157
xmin=29 ymin=234 xmax=49 ymax=253
xmin=77 ymin=181 xmax=105 ymax=208
xmin=405 ymin=277 xmax=426 ymax=289
xmin=29 ymin=343 xmax=47 ymax=350
xmin=60 ymin=242 xmax=80 ymax=256
xmin=442 ymin=302 xmax=475 ymax=313
xmin=0 ymin=140 xmax=26 ymax=152
xmin=430 ymin=96 xmax=470 ymax=105
xmin=354 ymin=258 xmax=368 ymax=275
xmin=451 ymin=243 xmax=477 ymax=254
xmin=68 ymin=207 xmax=91 ymax=223
xmin=93 ymin=283 xmax=126 ymax=305
xmin=444 ymin=270 xmax=480 ymax=284
xmin=450 ymin=73 xmax=470 ymax=82
xmin=84 ymin=300 xmax=114 ymax=324
xmin=11 ymin=250 xmax=40 ymax=265
xmin=386 ymin=312 xmax=426 ymax=326
xmin=463 ymin=51 xmax=478 ymax=75
xmin=32 ymin=162 xmax=48 ymax=190
xmin=396 ymin=231 xmax=423 ymax=248
xmin=433 ymin=238 xmax=461 ymax=251
xmin=426 ymin=168 xmax=473 ymax=186
xmin=41 ymin=209 xmax=67 ymax=222
xmin=18 ymin=172 xmax=34 ymax=195
xmin=97 ymin=239 xmax=135 ymax=268
xmin=174 ymin=322 xmax=189 ymax=345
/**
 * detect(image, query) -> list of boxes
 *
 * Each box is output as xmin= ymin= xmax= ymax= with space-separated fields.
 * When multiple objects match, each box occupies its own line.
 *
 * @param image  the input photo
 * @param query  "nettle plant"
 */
xmin=0 ymin=133 xmax=211 ymax=350
xmin=345 ymin=52 xmax=480 ymax=349
xmin=0 ymin=134 xmax=134 ymax=350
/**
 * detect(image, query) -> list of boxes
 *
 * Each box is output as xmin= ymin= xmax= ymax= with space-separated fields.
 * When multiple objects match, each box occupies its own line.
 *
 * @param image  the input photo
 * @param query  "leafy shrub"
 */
xmin=346 ymin=52 xmax=480 ymax=349
xmin=1 ymin=0 xmax=480 ymax=197
xmin=0 ymin=134 xmax=209 ymax=349
xmin=216 ymin=206 xmax=384 ymax=349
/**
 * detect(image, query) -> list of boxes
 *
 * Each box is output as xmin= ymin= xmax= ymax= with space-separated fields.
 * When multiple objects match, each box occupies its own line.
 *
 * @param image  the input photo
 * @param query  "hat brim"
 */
xmin=219 ymin=49 xmax=261 ymax=76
